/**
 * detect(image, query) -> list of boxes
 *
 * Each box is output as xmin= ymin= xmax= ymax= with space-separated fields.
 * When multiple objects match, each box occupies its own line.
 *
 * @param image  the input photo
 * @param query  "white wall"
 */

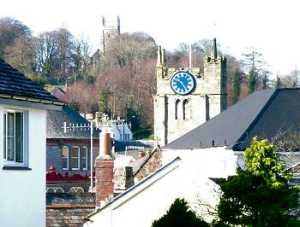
xmin=85 ymin=147 xmax=237 ymax=227
xmin=0 ymin=105 xmax=47 ymax=227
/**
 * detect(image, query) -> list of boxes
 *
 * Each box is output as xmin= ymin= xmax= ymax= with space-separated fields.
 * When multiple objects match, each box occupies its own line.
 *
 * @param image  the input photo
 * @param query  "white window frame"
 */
xmin=61 ymin=145 xmax=69 ymax=170
xmin=70 ymin=146 xmax=80 ymax=170
xmin=3 ymin=110 xmax=27 ymax=167
xmin=81 ymin=146 xmax=88 ymax=171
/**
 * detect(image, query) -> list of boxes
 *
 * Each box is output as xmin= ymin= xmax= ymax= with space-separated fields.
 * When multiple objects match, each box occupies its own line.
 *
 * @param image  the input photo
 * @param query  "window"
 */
xmin=81 ymin=146 xmax=88 ymax=170
xmin=175 ymin=99 xmax=180 ymax=120
xmin=183 ymin=99 xmax=191 ymax=120
xmin=3 ymin=111 xmax=26 ymax=165
xmin=61 ymin=146 xmax=69 ymax=170
xmin=70 ymin=146 xmax=80 ymax=170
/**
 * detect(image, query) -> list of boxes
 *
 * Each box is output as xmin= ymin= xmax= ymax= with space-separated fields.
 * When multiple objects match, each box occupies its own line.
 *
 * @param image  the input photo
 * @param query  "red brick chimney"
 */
xmin=95 ymin=132 xmax=114 ymax=207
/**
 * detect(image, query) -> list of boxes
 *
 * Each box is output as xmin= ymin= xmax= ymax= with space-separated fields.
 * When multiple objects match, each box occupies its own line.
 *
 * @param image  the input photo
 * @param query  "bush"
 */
xmin=151 ymin=198 xmax=209 ymax=227
xmin=215 ymin=138 xmax=300 ymax=227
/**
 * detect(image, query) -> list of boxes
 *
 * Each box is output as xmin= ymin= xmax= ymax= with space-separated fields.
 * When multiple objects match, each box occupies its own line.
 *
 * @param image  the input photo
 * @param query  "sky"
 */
xmin=1 ymin=0 xmax=300 ymax=76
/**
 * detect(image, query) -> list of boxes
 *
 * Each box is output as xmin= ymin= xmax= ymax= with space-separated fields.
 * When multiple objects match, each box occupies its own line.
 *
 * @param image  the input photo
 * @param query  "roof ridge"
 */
xmin=85 ymin=156 xmax=181 ymax=219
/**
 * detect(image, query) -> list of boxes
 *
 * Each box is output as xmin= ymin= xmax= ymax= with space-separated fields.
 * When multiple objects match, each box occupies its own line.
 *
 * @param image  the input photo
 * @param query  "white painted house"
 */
xmin=84 ymin=88 xmax=300 ymax=227
xmin=84 ymin=147 xmax=237 ymax=227
xmin=0 ymin=59 xmax=63 ymax=227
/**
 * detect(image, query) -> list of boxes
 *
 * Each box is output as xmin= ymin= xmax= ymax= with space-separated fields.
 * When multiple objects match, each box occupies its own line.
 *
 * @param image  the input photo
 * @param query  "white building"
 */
xmin=84 ymin=147 xmax=236 ymax=227
xmin=0 ymin=59 xmax=63 ymax=227
xmin=101 ymin=120 xmax=133 ymax=142
xmin=94 ymin=114 xmax=133 ymax=142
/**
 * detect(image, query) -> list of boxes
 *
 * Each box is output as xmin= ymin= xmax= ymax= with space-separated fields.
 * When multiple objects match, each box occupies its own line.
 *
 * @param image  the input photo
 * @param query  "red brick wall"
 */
xmin=95 ymin=159 xmax=114 ymax=207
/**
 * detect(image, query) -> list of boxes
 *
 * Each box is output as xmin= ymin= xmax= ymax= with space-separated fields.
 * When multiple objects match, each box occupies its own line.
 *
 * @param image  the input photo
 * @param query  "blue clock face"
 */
xmin=170 ymin=71 xmax=195 ymax=95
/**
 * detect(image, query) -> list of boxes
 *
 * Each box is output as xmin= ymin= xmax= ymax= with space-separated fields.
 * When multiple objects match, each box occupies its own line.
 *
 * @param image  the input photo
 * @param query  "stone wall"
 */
xmin=46 ymin=193 xmax=95 ymax=227
xmin=47 ymin=207 xmax=94 ymax=227
xmin=154 ymin=43 xmax=227 ymax=146
xmin=134 ymin=148 xmax=162 ymax=181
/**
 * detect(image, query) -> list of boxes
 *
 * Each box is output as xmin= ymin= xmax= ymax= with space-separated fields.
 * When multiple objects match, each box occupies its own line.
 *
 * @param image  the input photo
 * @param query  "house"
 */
xmin=48 ymin=86 xmax=66 ymax=102
xmin=0 ymin=59 xmax=63 ymax=227
xmin=84 ymin=88 xmax=300 ymax=227
xmin=47 ymin=105 xmax=101 ymax=192
xmin=94 ymin=113 xmax=133 ymax=142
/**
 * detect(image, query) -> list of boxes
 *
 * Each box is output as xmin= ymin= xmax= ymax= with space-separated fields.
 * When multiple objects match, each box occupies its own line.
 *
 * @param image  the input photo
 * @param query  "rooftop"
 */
xmin=0 ymin=59 xmax=63 ymax=106
xmin=47 ymin=106 xmax=100 ymax=139
xmin=165 ymin=88 xmax=300 ymax=151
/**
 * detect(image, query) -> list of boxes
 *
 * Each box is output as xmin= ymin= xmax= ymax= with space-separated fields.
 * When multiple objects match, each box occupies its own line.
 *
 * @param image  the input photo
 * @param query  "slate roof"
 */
xmin=165 ymin=88 xmax=300 ymax=151
xmin=0 ymin=59 xmax=62 ymax=105
xmin=47 ymin=106 xmax=100 ymax=139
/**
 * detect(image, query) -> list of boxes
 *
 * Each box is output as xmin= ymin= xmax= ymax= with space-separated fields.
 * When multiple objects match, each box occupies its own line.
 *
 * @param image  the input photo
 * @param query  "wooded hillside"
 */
xmin=1 ymin=17 xmax=297 ymax=137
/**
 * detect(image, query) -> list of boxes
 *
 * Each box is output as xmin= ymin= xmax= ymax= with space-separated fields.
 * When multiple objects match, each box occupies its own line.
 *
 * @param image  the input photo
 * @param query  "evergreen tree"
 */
xmin=98 ymin=90 xmax=110 ymax=114
xmin=262 ymin=74 xmax=268 ymax=89
xmin=152 ymin=198 xmax=209 ymax=227
xmin=216 ymin=138 xmax=300 ymax=227
xmin=248 ymin=68 xmax=257 ymax=94
xmin=232 ymin=70 xmax=241 ymax=104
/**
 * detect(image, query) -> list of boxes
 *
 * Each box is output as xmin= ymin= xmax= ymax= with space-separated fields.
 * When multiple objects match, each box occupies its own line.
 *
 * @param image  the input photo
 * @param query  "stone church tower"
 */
xmin=154 ymin=39 xmax=227 ymax=146
xmin=100 ymin=16 xmax=121 ymax=53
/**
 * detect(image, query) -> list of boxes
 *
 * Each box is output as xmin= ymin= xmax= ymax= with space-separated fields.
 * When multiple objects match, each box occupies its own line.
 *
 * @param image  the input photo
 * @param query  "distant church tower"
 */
xmin=100 ymin=16 xmax=121 ymax=53
xmin=154 ymin=38 xmax=227 ymax=146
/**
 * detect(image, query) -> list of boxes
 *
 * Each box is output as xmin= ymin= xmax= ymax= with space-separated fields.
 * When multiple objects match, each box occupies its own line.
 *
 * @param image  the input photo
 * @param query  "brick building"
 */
xmin=47 ymin=105 xmax=100 ymax=192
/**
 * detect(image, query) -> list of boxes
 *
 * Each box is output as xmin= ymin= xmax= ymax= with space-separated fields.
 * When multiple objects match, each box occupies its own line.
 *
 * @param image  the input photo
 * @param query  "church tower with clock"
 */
xmin=154 ymin=38 xmax=227 ymax=146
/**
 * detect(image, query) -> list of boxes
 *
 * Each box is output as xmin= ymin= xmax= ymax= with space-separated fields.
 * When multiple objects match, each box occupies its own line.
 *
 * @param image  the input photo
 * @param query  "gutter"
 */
xmin=0 ymin=93 xmax=64 ymax=106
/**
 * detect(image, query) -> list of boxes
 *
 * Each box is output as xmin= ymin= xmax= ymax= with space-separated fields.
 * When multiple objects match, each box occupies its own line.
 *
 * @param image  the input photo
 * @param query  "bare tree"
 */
xmin=34 ymin=28 xmax=76 ymax=83
xmin=0 ymin=17 xmax=31 ymax=58
xmin=64 ymin=81 xmax=98 ymax=113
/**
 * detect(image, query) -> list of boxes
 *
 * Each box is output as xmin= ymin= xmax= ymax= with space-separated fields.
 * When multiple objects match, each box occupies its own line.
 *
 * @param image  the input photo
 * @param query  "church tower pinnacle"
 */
xmin=212 ymin=38 xmax=218 ymax=60
xmin=154 ymin=39 xmax=227 ymax=146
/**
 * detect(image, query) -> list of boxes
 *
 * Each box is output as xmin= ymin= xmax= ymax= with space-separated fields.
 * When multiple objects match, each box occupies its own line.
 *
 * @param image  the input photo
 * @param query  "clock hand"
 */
xmin=173 ymin=78 xmax=188 ymax=91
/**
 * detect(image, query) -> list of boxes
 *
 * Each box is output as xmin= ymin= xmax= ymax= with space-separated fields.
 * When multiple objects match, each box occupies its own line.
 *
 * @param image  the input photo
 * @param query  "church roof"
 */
xmin=165 ymin=88 xmax=300 ymax=151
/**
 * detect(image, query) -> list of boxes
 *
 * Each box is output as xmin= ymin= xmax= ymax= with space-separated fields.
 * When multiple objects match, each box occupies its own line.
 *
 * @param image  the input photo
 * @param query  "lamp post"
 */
xmin=90 ymin=121 xmax=93 ymax=191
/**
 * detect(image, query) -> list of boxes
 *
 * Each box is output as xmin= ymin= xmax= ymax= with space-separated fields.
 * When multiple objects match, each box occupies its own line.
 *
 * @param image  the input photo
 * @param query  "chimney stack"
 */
xmin=95 ymin=132 xmax=114 ymax=207
xmin=114 ymin=166 xmax=134 ymax=194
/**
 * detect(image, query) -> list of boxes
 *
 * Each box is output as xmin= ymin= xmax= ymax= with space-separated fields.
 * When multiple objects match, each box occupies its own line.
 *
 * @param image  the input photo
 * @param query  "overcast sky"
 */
xmin=1 ymin=0 xmax=300 ymax=75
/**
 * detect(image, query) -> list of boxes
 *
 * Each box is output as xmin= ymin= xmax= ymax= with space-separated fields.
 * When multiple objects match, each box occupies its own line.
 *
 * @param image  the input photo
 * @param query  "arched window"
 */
xmin=183 ymin=99 xmax=190 ymax=120
xmin=175 ymin=99 xmax=180 ymax=120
